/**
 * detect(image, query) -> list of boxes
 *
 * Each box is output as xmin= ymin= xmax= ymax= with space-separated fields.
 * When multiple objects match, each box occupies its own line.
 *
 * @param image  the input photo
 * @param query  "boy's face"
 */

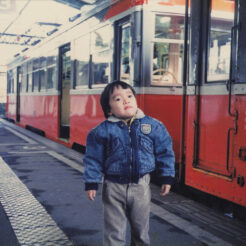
xmin=108 ymin=86 xmax=138 ymax=120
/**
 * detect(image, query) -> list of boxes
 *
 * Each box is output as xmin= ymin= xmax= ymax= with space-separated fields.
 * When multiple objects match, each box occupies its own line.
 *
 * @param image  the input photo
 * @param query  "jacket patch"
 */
xmin=141 ymin=124 xmax=151 ymax=134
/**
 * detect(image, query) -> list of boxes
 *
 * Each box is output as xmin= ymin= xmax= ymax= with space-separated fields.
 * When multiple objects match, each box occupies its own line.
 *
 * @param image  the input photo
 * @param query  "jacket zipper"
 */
xmin=128 ymin=117 xmax=135 ymax=183
xmin=128 ymin=124 xmax=133 ymax=183
xmin=123 ymin=117 xmax=135 ymax=183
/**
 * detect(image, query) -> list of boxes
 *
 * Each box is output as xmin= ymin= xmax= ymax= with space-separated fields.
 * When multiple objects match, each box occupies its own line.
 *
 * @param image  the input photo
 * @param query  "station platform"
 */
xmin=0 ymin=118 xmax=246 ymax=246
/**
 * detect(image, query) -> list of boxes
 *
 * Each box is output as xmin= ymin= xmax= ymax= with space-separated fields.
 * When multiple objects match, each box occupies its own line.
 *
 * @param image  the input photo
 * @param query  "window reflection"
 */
xmin=91 ymin=25 xmax=112 ymax=85
xmin=33 ymin=58 xmax=40 ymax=92
xmin=7 ymin=70 xmax=15 ymax=94
xmin=47 ymin=50 xmax=57 ymax=90
xmin=62 ymin=50 xmax=71 ymax=80
xmin=40 ymin=70 xmax=46 ymax=90
xmin=120 ymin=23 xmax=131 ymax=83
xmin=74 ymin=34 xmax=90 ymax=87
xmin=40 ymin=57 xmax=46 ymax=91
xmin=47 ymin=67 xmax=56 ymax=89
xmin=207 ymin=0 xmax=235 ymax=82
xmin=27 ymin=61 xmax=33 ymax=92
xmin=18 ymin=67 xmax=23 ymax=93
xmin=7 ymin=71 xmax=12 ymax=94
xmin=11 ymin=71 xmax=15 ymax=93
xmin=22 ymin=62 xmax=28 ymax=92
xmin=152 ymin=13 xmax=185 ymax=86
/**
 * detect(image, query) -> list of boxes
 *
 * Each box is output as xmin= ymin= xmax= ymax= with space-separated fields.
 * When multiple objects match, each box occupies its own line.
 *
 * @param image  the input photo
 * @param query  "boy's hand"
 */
xmin=86 ymin=190 xmax=96 ymax=201
xmin=160 ymin=184 xmax=171 ymax=196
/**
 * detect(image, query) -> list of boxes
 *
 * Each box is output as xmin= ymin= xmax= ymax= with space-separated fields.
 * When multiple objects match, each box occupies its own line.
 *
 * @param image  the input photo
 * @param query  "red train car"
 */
xmin=6 ymin=0 xmax=246 ymax=208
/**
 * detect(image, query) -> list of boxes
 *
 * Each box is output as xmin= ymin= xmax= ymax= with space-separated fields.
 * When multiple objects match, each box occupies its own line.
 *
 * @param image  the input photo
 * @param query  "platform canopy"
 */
xmin=0 ymin=0 xmax=96 ymax=66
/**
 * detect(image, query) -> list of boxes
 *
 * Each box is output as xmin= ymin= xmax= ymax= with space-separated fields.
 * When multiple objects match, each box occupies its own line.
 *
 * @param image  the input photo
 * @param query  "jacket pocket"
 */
xmin=139 ymin=136 xmax=153 ymax=153
xmin=105 ymin=138 xmax=126 ymax=174
xmin=106 ymin=138 xmax=121 ymax=157
xmin=138 ymin=136 xmax=155 ymax=173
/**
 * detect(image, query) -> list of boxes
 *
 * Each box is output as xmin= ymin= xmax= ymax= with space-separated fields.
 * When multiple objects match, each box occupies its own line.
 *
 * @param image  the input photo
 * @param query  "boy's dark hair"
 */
xmin=100 ymin=80 xmax=136 ymax=118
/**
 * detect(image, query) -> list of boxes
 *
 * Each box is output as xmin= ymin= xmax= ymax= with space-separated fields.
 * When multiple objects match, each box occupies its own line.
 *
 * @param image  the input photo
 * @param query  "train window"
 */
xmin=33 ymin=71 xmax=40 ymax=92
xmin=91 ymin=25 xmax=112 ymax=85
xmin=47 ymin=67 xmax=56 ymax=89
xmin=74 ymin=34 xmax=90 ymax=87
xmin=22 ymin=62 xmax=28 ymax=92
xmin=47 ymin=50 xmax=57 ymax=90
xmin=26 ymin=74 xmax=29 ymax=92
xmin=40 ymin=57 xmax=46 ymax=68
xmin=33 ymin=58 xmax=40 ymax=70
xmin=7 ymin=72 xmax=10 ymax=93
xmin=8 ymin=69 xmax=16 ymax=94
xmin=33 ymin=58 xmax=40 ymax=92
xmin=17 ymin=67 xmax=23 ymax=93
xmin=47 ymin=53 xmax=57 ymax=67
xmin=62 ymin=50 xmax=71 ymax=81
xmin=40 ymin=70 xmax=46 ymax=91
xmin=7 ymin=70 xmax=13 ymax=94
xmin=120 ymin=23 xmax=131 ymax=83
xmin=11 ymin=71 xmax=15 ymax=93
xmin=207 ymin=0 xmax=235 ymax=82
xmin=152 ymin=14 xmax=185 ymax=86
xmin=27 ymin=61 xmax=33 ymax=92
xmin=40 ymin=57 xmax=46 ymax=91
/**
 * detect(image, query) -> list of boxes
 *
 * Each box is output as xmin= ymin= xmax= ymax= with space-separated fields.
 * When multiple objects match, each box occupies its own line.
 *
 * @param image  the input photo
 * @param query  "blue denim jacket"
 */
xmin=83 ymin=109 xmax=175 ymax=190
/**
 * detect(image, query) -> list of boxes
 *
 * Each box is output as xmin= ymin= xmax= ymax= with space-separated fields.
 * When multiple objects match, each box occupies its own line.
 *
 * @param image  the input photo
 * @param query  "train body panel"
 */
xmin=143 ymin=93 xmax=183 ymax=164
xmin=70 ymin=94 xmax=104 ymax=146
xmin=69 ymin=92 xmax=182 ymax=159
xmin=185 ymin=93 xmax=246 ymax=206
xmin=6 ymin=95 xmax=17 ymax=121
xmin=193 ymin=94 xmax=233 ymax=175
xmin=233 ymin=95 xmax=246 ymax=205
xmin=19 ymin=94 xmax=59 ymax=140
xmin=104 ymin=0 xmax=145 ymax=20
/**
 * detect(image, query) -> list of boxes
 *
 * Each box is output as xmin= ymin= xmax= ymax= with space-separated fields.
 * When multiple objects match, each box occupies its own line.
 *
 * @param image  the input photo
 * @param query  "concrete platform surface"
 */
xmin=0 ymin=118 xmax=246 ymax=246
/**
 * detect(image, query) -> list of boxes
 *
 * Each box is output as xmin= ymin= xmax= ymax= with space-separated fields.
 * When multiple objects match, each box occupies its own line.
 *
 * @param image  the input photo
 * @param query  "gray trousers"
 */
xmin=102 ymin=174 xmax=151 ymax=246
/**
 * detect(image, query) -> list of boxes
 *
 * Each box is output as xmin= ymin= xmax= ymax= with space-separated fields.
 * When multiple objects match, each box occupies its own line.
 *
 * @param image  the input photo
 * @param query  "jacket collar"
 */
xmin=107 ymin=108 xmax=145 ymax=123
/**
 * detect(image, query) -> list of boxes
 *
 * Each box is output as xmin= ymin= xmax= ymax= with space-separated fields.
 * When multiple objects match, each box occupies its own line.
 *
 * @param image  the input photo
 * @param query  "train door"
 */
xmin=139 ymin=2 xmax=189 ymax=182
xmin=16 ymin=66 xmax=22 ymax=122
xmin=114 ymin=16 xmax=132 ymax=83
xmin=114 ymin=11 xmax=144 ymax=114
xmin=233 ymin=0 xmax=246 ymax=207
xmin=186 ymin=0 xmax=236 ymax=179
xmin=59 ymin=43 xmax=71 ymax=139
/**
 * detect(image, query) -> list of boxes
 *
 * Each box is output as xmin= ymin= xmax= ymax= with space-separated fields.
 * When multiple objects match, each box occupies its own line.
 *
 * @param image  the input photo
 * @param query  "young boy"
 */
xmin=83 ymin=80 xmax=175 ymax=246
